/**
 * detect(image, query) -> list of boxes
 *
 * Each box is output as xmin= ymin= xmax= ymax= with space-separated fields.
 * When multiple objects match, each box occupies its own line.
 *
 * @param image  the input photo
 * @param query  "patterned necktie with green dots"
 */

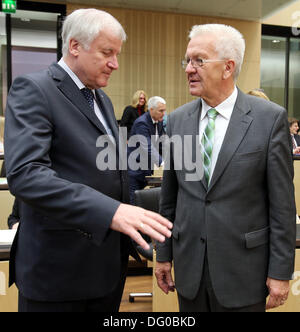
xmin=201 ymin=108 xmax=218 ymax=183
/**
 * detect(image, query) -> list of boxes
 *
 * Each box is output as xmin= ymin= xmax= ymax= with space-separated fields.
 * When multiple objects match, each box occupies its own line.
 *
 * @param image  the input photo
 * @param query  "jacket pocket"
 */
xmin=245 ymin=226 xmax=269 ymax=249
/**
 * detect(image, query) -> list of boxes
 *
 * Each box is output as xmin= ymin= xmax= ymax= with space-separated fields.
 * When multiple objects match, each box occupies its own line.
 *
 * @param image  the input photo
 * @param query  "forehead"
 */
xmin=155 ymin=102 xmax=166 ymax=111
xmin=186 ymin=33 xmax=217 ymax=57
xmin=92 ymin=29 xmax=123 ymax=51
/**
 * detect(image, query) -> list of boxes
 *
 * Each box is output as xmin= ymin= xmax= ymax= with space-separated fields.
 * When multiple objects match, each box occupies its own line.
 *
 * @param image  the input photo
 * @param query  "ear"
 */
xmin=69 ymin=38 xmax=81 ymax=57
xmin=223 ymin=60 xmax=235 ymax=80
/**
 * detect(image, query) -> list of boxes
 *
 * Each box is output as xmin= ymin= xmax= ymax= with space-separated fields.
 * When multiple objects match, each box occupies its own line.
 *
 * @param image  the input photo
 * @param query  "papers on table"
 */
xmin=0 ymin=178 xmax=7 ymax=185
xmin=0 ymin=230 xmax=16 ymax=245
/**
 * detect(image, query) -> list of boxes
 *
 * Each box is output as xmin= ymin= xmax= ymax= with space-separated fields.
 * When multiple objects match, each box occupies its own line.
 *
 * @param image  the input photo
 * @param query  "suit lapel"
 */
xmin=49 ymin=63 xmax=109 ymax=136
xmin=184 ymin=99 xmax=208 ymax=190
xmin=95 ymin=90 xmax=119 ymax=142
xmin=208 ymin=90 xmax=253 ymax=192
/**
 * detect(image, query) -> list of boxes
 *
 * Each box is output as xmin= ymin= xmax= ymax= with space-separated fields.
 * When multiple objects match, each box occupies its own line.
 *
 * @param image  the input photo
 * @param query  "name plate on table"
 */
xmin=0 ymin=230 xmax=16 ymax=246
xmin=0 ymin=178 xmax=8 ymax=190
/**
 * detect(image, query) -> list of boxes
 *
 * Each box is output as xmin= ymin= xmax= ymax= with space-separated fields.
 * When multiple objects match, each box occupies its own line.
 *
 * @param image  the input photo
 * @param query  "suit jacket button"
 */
xmin=205 ymin=199 xmax=211 ymax=205
xmin=200 ymin=238 xmax=206 ymax=243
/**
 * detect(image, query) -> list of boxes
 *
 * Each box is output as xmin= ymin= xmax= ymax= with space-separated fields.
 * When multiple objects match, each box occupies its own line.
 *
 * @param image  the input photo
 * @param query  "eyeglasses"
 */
xmin=181 ymin=58 xmax=225 ymax=69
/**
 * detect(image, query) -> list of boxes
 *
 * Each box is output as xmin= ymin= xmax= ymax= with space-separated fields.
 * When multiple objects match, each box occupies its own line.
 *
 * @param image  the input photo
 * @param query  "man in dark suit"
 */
xmin=127 ymin=96 xmax=166 ymax=204
xmin=155 ymin=24 xmax=296 ymax=312
xmin=288 ymin=117 xmax=300 ymax=154
xmin=4 ymin=8 xmax=172 ymax=312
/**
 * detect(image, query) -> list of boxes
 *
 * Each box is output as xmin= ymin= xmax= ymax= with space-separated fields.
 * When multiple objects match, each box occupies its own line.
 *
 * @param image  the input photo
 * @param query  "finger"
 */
xmin=144 ymin=210 xmax=173 ymax=229
xmin=266 ymin=295 xmax=280 ymax=310
xmin=266 ymin=297 xmax=276 ymax=310
xmin=138 ymin=221 xmax=166 ymax=243
xmin=140 ymin=214 xmax=172 ymax=238
xmin=130 ymin=229 xmax=151 ymax=251
xmin=155 ymin=273 xmax=170 ymax=294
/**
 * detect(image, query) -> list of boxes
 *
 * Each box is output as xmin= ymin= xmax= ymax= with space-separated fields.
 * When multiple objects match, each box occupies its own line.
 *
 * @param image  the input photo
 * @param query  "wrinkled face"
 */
xmin=185 ymin=34 xmax=226 ymax=101
xmin=290 ymin=122 xmax=299 ymax=135
xmin=150 ymin=102 xmax=166 ymax=122
xmin=70 ymin=29 xmax=122 ymax=89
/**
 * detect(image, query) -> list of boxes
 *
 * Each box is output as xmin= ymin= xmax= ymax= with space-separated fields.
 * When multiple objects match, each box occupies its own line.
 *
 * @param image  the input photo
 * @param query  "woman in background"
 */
xmin=120 ymin=90 xmax=148 ymax=137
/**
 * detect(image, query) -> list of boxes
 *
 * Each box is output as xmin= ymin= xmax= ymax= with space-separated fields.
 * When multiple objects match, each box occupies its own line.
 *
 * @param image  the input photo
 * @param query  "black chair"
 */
xmin=129 ymin=187 xmax=161 ymax=303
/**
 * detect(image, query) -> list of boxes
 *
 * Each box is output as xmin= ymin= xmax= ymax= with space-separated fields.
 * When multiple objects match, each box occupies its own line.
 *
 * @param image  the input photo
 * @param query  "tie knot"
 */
xmin=207 ymin=108 xmax=218 ymax=120
xmin=81 ymin=88 xmax=94 ymax=109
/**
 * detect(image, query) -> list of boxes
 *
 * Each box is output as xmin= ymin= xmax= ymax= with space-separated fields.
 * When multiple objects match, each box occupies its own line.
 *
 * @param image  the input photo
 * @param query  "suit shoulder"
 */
xmin=244 ymin=93 xmax=286 ymax=115
xmin=12 ymin=67 xmax=50 ymax=87
xmin=169 ymin=99 xmax=200 ymax=120
xmin=133 ymin=112 xmax=149 ymax=125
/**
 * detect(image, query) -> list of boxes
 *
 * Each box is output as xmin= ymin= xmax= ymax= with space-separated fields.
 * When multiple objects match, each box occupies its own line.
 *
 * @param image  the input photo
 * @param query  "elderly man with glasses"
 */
xmin=155 ymin=24 xmax=296 ymax=312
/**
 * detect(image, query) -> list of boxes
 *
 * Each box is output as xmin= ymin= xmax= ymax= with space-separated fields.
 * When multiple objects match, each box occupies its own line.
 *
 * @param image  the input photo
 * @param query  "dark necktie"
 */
xmin=81 ymin=88 xmax=94 ymax=110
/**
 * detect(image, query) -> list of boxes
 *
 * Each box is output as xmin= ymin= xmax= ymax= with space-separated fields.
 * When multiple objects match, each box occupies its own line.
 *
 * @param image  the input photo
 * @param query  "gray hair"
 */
xmin=62 ymin=8 xmax=126 ymax=56
xmin=148 ymin=96 xmax=166 ymax=110
xmin=189 ymin=24 xmax=245 ymax=81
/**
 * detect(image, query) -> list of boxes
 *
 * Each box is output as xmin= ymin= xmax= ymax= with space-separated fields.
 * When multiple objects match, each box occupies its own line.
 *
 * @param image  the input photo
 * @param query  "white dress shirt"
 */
xmin=58 ymin=58 xmax=112 ymax=136
xmin=199 ymin=86 xmax=238 ymax=180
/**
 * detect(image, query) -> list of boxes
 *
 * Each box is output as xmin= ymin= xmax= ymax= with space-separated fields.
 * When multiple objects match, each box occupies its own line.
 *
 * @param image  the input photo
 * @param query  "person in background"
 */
xmin=247 ymin=88 xmax=270 ymax=101
xmin=288 ymin=117 xmax=300 ymax=154
xmin=120 ymin=90 xmax=148 ymax=137
xmin=4 ymin=8 xmax=172 ymax=312
xmin=127 ymin=96 xmax=166 ymax=204
xmin=155 ymin=23 xmax=296 ymax=312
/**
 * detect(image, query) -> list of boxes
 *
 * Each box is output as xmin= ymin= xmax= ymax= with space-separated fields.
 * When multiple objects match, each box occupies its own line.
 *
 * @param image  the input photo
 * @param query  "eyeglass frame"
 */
xmin=181 ymin=57 xmax=226 ymax=69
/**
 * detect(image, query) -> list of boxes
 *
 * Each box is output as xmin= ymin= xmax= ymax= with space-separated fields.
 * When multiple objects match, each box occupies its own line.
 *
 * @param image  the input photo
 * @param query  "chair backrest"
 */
xmin=134 ymin=187 xmax=161 ymax=213
xmin=134 ymin=187 xmax=161 ymax=261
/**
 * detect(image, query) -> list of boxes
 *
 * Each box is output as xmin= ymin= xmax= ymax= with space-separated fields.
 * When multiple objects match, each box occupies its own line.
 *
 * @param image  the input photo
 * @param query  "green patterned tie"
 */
xmin=201 ymin=108 xmax=218 ymax=183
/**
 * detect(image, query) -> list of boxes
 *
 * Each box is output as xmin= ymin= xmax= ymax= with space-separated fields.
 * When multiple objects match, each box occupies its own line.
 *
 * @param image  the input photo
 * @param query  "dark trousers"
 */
xmin=18 ymin=256 xmax=128 ymax=312
xmin=129 ymin=175 xmax=147 ymax=205
xmin=178 ymin=255 xmax=266 ymax=312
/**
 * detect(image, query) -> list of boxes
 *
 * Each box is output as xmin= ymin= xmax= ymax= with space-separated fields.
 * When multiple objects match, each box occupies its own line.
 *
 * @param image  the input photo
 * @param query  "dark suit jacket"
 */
xmin=4 ymin=63 xmax=138 ymax=302
xmin=127 ymin=111 xmax=165 ymax=181
xmin=120 ymin=105 xmax=145 ymax=137
xmin=293 ymin=134 xmax=300 ymax=147
xmin=156 ymin=89 xmax=296 ymax=309
xmin=7 ymin=198 xmax=20 ymax=229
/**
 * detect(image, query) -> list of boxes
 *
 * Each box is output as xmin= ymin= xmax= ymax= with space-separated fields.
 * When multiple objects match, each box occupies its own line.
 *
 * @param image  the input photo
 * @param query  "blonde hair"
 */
xmin=131 ymin=90 xmax=148 ymax=109
xmin=247 ymin=89 xmax=270 ymax=101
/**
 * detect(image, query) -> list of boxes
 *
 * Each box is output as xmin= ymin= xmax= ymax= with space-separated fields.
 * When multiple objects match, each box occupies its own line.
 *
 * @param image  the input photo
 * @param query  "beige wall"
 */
xmin=68 ymin=4 xmax=261 ymax=119
xmin=263 ymin=0 xmax=300 ymax=27
xmin=0 ymin=116 xmax=4 ymax=142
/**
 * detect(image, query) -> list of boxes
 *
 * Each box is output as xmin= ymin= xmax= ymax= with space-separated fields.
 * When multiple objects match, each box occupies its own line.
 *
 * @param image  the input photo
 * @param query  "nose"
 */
xmin=107 ymin=56 xmax=119 ymax=70
xmin=185 ymin=61 xmax=196 ymax=74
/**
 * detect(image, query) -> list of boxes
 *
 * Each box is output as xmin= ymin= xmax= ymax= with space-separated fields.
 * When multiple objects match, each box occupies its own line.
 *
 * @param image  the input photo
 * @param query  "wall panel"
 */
xmin=67 ymin=4 xmax=261 ymax=119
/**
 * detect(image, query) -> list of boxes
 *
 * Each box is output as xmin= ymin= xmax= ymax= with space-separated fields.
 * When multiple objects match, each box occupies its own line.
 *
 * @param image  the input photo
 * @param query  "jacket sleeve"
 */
xmin=4 ymin=75 xmax=120 ymax=246
xmin=267 ymin=108 xmax=296 ymax=280
xmin=155 ymin=115 xmax=178 ymax=262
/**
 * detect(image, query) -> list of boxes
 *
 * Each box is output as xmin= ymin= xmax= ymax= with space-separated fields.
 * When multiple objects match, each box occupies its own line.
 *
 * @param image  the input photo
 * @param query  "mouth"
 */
xmin=103 ymin=72 xmax=112 ymax=78
xmin=188 ymin=76 xmax=200 ymax=85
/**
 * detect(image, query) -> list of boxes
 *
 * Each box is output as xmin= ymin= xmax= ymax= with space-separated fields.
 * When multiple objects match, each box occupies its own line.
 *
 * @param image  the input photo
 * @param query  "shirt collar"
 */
xmin=200 ymin=86 xmax=238 ymax=121
xmin=58 ymin=58 xmax=95 ymax=95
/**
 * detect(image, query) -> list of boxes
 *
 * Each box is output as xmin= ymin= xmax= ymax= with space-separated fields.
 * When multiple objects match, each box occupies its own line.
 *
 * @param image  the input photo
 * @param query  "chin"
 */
xmin=189 ymin=88 xmax=202 ymax=97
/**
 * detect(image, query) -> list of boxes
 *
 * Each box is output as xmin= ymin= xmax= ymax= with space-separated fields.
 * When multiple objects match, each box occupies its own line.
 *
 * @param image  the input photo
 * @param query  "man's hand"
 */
xmin=111 ymin=203 xmax=173 ymax=250
xmin=266 ymin=278 xmax=290 ymax=310
xmin=155 ymin=261 xmax=175 ymax=294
